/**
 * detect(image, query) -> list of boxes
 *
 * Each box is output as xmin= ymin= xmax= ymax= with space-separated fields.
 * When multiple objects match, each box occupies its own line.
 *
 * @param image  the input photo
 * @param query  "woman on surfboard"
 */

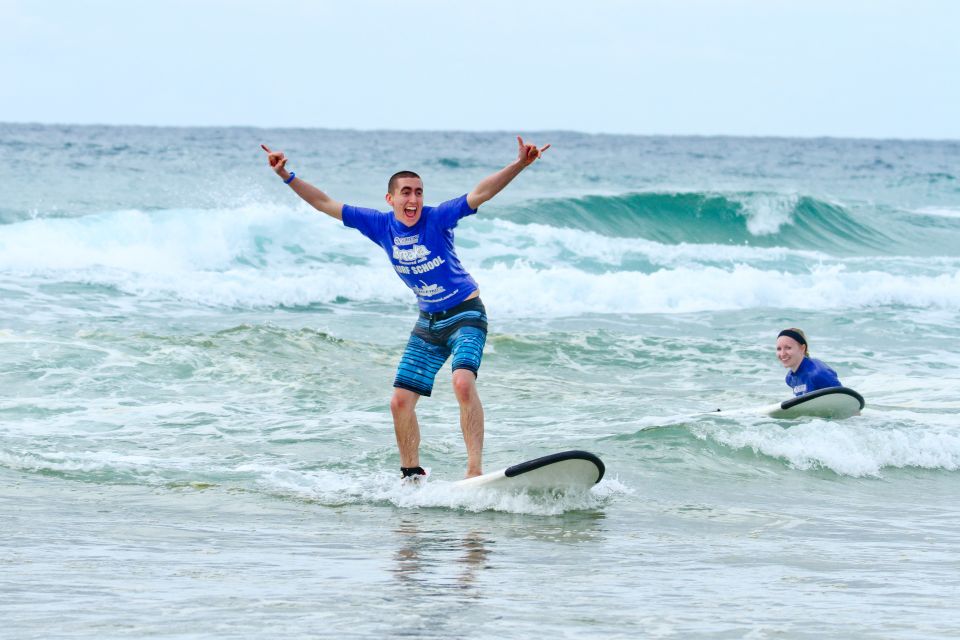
xmin=776 ymin=328 xmax=842 ymax=397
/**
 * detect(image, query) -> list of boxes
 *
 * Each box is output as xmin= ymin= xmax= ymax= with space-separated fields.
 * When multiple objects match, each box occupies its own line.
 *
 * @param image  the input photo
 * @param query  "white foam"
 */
xmin=911 ymin=206 xmax=960 ymax=219
xmin=257 ymin=466 xmax=623 ymax=515
xmin=701 ymin=420 xmax=960 ymax=477
xmin=0 ymin=203 xmax=364 ymax=273
xmin=470 ymin=218 xmax=826 ymax=266
xmin=2 ymin=205 xmax=958 ymax=315
xmin=477 ymin=262 xmax=960 ymax=317
xmin=732 ymin=192 xmax=799 ymax=236
xmin=0 ymin=448 xmax=171 ymax=475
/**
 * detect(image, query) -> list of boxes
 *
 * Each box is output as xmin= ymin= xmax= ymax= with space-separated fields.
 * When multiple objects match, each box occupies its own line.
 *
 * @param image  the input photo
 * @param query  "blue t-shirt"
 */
xmin=785 ymin=357 xmax=842 ymax=397
xmin=342 ymin=194 xmax=479 ymax=312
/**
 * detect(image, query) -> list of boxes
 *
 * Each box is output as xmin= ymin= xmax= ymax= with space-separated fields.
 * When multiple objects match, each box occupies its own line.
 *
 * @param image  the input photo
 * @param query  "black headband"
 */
xmin=778 ymin=329 xmax=806 ymax=346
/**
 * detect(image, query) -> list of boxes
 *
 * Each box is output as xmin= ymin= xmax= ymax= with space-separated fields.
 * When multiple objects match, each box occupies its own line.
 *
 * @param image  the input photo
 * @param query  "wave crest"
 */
xmin=499 ymin=191 xmax=918 ymax=255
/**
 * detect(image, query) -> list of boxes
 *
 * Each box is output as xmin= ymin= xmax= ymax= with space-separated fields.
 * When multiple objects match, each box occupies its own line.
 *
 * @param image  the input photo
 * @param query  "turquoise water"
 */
xmin=2 ymin=123 xmax=960 ymax=638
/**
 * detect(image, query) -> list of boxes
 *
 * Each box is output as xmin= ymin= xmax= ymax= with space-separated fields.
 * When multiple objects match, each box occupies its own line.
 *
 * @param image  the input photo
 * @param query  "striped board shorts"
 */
xmin=393 ymin=297 xmax=488 ymax=397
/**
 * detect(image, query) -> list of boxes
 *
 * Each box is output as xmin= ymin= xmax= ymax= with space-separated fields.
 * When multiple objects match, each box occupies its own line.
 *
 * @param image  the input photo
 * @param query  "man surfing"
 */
xmin=262 ymin=137 xmax=549 ymax=479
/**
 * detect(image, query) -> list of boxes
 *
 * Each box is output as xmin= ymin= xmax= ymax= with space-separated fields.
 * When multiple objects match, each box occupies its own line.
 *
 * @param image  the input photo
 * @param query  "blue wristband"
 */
xmin=284 ymin=172 xmax=296 ymax=184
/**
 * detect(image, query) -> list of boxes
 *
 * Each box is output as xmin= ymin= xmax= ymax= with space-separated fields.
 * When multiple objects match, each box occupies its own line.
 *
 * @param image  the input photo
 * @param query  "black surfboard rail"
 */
xmin=504 ymin=450 xmax=605 ymax=484
xmin=780 ymin=386 xmax=865 ymax=411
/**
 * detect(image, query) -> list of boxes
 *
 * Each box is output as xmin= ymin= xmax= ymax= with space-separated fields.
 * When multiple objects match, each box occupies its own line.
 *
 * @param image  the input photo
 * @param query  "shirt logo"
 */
xmin=392 ymin=243 xmax=431 ymax=263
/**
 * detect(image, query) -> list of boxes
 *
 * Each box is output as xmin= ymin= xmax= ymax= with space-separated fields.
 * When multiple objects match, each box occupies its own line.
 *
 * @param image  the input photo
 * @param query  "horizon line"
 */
xmin=2 ymin=119 xmax=958 ymax=144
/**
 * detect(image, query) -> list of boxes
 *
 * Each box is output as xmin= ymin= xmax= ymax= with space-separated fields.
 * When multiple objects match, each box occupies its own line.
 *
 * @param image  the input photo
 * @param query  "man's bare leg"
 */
xmin=390 ymin=388 xmax=421 ymax=470
xmin=452 ymin=369 xmax=484 ymax=478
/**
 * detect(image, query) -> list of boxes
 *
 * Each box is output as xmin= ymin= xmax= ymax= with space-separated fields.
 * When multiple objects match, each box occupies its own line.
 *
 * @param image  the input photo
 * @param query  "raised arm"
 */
xmin=466 ymin=136 xmax=550 ymax=210
xmin=261 ymin=144 xmax=344 ymax=220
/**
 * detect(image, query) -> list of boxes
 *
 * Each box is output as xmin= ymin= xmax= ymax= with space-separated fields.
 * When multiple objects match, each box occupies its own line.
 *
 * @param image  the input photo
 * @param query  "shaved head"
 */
xmin=388 ymin=170 xmax=421 ymax=194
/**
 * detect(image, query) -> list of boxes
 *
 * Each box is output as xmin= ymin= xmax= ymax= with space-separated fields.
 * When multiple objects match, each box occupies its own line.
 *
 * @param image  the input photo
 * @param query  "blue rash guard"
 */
xmin=785 ymin=356 xmax=842 ymax=397
xmin=342 ymin=194 xmax=479 ymax=313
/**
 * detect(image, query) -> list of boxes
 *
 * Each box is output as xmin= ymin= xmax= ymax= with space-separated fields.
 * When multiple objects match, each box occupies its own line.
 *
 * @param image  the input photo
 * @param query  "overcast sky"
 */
xmin=2 ymin=0 xmax=957 ymax=139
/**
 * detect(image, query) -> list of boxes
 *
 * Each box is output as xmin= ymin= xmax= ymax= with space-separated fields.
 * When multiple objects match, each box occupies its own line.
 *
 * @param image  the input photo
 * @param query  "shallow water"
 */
xmin=2 ymin=124 xmax=959 ymax=638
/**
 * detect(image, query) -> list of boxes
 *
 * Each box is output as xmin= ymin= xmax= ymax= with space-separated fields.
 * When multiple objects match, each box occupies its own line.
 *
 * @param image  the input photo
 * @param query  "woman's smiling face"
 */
xmin=777 ymin=335 xmax=806 ymax=371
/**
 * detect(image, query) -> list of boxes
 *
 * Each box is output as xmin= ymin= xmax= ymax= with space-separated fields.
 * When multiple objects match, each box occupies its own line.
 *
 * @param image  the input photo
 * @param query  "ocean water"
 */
xmin=2 ymin=123 xmax=959 ymax=639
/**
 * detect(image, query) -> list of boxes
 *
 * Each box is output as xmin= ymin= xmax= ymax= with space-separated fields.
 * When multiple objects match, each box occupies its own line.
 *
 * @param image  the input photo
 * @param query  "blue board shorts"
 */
xmin=393 ymin=297 xmax=488 ymax=397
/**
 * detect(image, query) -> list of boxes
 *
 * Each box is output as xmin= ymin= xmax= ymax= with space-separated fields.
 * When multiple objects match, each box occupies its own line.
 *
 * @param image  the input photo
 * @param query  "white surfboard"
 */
xmin=765 ymin=386 xmax=865 ymax=419
xmin=713 ymin=386 xmax=865 ymax=420
xmin=452 ymin=450 xmax=605 ymax=492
